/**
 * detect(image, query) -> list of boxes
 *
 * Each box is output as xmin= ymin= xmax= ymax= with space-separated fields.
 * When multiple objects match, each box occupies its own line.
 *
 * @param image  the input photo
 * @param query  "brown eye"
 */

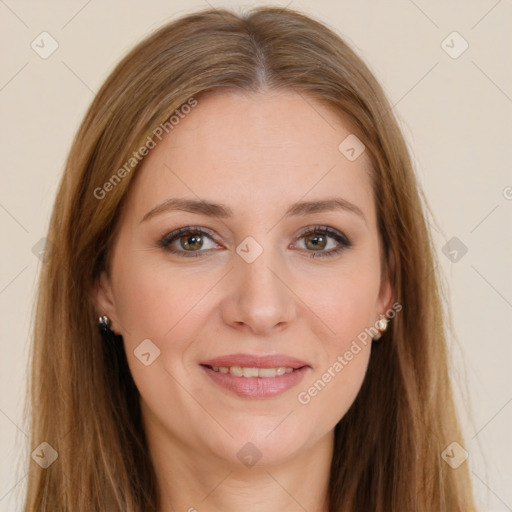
xmin=294 ymin=226 xmax=353 ymax=259
xmin=304 ymin=232 xmax=328 ymax=251
xmin=179 ymin=233 xmax=204 ymax=251
xmin=160 ymin=227 xmax=220 ymax=257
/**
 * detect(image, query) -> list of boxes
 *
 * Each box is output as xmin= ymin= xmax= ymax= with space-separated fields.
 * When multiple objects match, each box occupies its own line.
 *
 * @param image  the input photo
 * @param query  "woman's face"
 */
xmin=95 ymin=89 xmax=393 ymax=467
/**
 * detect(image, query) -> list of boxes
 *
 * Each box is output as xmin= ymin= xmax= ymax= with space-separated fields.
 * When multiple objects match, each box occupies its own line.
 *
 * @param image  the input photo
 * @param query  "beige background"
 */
xmin=1 ymin=1 xmax=511 ymax=510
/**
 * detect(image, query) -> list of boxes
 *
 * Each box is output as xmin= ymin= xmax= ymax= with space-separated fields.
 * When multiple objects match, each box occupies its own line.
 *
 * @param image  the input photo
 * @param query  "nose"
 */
xmin=220 ymin=244 xmax=298 ymax=336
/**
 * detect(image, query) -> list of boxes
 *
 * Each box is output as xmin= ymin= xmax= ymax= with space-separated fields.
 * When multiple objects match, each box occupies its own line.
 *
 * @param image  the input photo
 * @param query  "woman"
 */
xmin=24 ymin=6 xmax=477 ymax=511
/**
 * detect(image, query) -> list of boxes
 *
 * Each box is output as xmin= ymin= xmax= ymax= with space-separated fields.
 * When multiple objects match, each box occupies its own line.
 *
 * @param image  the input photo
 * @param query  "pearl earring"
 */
xmin=373 ymin=315 xmax=389 ymax=341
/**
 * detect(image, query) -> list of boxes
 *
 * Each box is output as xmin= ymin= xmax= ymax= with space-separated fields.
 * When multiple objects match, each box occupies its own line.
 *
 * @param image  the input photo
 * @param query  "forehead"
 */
xmin=125 ymin=89 xmax=376 ymax=223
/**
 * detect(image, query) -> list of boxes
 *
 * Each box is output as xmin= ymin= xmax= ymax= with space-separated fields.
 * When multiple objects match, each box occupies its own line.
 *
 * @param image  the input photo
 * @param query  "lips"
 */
xmin=200 ymin=353 xmax=311 ymax=399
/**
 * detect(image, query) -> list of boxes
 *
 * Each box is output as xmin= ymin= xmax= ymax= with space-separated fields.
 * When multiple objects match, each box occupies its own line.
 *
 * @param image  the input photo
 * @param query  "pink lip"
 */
xmin=200 ymin=353 xmax=311 ymax=399
xmin=200 ymin=353 xmax=309 ymax=369
xmin=201 ymin=366 xmax=309 ymax=399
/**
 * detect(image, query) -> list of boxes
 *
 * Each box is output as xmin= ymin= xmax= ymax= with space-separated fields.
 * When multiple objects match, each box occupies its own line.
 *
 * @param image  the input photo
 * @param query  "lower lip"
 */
xmin=201 ymin=365 xmax=309 ymax=399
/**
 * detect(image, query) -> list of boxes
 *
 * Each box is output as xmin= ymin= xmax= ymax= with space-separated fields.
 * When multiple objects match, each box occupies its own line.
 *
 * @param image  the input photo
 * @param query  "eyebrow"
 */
xmin=141 ymin=197 xmax=366 ymax=224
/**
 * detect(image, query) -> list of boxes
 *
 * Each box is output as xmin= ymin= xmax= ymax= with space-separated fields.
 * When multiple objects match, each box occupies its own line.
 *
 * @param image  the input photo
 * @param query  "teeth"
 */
xmin=242 ymin=367 xmax=259 ymax=378
xmin=230 ymin=366 xmax=243 ymax=377
xmin=210 ymin=366 xmax=296 ymax=377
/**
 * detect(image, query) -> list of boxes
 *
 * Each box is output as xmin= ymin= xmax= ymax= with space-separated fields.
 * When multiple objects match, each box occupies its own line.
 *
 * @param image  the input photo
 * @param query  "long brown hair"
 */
xmin=23 ymin=6 xmax=477 ymax=511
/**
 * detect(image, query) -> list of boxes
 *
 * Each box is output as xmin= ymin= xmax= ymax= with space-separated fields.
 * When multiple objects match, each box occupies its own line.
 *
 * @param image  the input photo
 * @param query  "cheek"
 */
xmin=290 ymin=261 xmax=379 ymax=425
xmin=296 ymin=341 xmax=371 ymax=442
xmin=298 ymin=260 xmax=382 ymax=345
xmin=295 ymin=278 xmax=375 ymax=430
xmin=111 ymin=250 xmax=222 ymax=383
xmin=111 ymin=254 xmax=210 ymax=414
xmin=111 ymin=246 xmax=202 ymax=340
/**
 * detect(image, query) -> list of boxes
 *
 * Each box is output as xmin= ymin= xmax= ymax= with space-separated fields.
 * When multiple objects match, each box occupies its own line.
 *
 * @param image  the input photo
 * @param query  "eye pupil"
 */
xmin=305 ymin=234 xmax=327 ymax=251
xmin=181 ymin=234 xmax=203 ymax=250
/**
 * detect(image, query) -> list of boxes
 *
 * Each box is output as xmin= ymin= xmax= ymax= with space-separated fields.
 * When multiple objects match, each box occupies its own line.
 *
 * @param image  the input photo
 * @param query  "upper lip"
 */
xmin=200 ymin=353 xmax=310 ymax=369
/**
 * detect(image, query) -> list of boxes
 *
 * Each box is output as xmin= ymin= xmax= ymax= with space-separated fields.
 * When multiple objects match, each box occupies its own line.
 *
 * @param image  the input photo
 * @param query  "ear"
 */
xmin=377 ymin=249 xmax=396 ymax=316
xmin=91 ymin=271 xmax=122 ymax=335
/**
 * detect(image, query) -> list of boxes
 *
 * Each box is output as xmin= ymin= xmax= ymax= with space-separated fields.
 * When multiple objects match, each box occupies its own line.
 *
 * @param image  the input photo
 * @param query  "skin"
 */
xmin=94 ymin=89 xmax=394 ymax=512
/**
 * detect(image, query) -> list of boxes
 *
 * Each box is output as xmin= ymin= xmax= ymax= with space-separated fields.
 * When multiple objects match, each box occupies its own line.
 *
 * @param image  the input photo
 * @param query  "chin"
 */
xmin=211 ymin=422 xmax=311 ymax=469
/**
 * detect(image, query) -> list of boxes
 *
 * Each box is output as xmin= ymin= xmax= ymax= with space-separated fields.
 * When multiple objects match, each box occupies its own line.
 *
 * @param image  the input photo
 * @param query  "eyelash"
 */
xmin=158 ymin=225 xmax=353 ymax=259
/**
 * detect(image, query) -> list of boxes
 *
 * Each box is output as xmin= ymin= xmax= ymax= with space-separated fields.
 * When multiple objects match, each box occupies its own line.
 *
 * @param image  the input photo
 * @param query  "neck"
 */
xmin=144 ymin=416 xmax=334 ymax=512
